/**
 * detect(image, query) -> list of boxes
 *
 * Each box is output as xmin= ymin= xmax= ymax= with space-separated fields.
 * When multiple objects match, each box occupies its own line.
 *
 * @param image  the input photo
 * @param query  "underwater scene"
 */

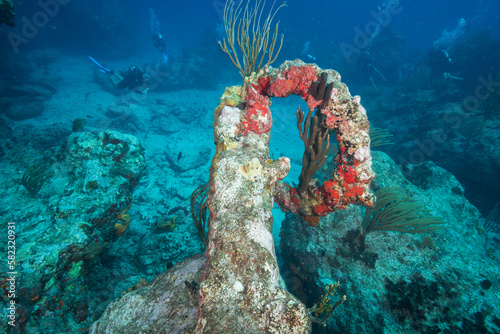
xmin=1 ymin=0 xmax=500 ymax=333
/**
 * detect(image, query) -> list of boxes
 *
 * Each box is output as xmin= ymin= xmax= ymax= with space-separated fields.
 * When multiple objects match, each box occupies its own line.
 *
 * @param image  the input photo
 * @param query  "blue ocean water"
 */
xmin=1 ymin=0 xmax=500 ymax=333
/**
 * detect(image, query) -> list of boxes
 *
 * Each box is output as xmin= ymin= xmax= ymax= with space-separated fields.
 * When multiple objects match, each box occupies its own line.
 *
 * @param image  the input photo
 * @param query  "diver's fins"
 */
xmin=88 ymin=56 xmax=112 ymax=73
xmin=108 ymin=72 xmax=124 ymax=88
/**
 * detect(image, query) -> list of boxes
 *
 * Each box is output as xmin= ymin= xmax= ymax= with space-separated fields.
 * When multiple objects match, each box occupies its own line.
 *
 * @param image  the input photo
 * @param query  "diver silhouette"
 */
xmin=152 ymin=32 xmax=169 ymax=64
xmin=88 ymin=57 xmax=148 ymax=94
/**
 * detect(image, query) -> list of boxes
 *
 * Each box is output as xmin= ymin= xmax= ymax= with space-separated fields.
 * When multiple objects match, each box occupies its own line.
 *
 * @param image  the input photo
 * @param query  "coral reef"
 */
xmin=135 ymin=212 xmax=195 ymax=275
xmin=114 ymin=201 xmax=132 ymax=236
xmin=197 ymin=59 xmax=373 ymax=333
xmin=279 ymin=151 xmax=500 ymax=333
xmin=153 ymin=216 xmax=176 ymax=233
xmin=87 ymin=147 xmax=500 ymax=333
xmin=265 ymin=61 xmax=374 ymax=220
xmin=0 ymin=130 xmax=146 ymax=333
xmin=21 ymin=163 xmax=54 ymax=196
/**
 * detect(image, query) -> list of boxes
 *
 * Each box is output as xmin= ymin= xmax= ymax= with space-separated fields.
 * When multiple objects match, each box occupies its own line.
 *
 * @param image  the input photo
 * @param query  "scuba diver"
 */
xmin=88 ymin=56 xmax=148 ymax=94
xmin=152 ymin=32 xmax=168 ymax=64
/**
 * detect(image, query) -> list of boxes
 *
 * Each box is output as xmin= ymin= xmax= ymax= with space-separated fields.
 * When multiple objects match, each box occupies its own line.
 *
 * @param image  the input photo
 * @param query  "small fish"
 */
xmin=51 ymin=25 xmax=57 ymax=30
xmin=17 ymin=1 xmax=23 ymax=5
xmin=177 ymin=152 xmax=182 ymax=160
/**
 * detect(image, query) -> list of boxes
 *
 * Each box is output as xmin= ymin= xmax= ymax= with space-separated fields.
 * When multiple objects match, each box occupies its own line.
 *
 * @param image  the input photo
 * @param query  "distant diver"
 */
xmin=152 ymin=32 xmax=168 ymax=64
xmin=88 ymin=56 xmax=148 ymax=94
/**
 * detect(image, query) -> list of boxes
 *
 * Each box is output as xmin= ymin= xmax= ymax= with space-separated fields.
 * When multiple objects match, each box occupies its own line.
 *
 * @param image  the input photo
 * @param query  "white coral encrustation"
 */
xmin=240 ymin=158 xmax=263 ymax=178
xmin=215 ymin=105 xmax=242 ymax=140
